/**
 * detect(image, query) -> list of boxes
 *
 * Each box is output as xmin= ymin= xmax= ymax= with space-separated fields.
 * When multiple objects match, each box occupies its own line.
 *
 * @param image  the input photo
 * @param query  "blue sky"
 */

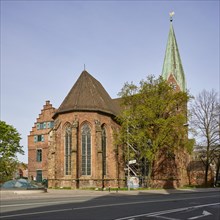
xmin=1 ymin=0 xmax=219 ymax=163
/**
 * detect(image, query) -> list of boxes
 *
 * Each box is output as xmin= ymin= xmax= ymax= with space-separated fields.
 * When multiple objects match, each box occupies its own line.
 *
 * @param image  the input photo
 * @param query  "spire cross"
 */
xmin=169 ymin=11 xmax=175 ymax=22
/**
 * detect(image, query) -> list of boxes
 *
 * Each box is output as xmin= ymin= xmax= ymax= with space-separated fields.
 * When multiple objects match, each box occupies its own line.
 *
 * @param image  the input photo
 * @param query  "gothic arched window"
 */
xmin=101 ymin=126 xmax=107 ymax=175
xmin=65 ymin=125 xmax=72 ymax=175
xmin=81 ymin=124 xmax=91 ymax=175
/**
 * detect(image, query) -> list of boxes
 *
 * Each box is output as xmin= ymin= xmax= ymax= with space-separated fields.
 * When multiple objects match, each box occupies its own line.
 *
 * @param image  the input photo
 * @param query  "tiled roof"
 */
xmin=162 ymin=21 xmax=186 ymax=92
xmin=54 ymin=71 xmax=120 ymax=118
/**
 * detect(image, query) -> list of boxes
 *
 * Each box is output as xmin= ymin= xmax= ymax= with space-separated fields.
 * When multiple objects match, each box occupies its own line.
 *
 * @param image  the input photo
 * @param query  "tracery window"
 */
xmin=81 ymin=124 xmax=91 ymax=175
xmin=65 ymin=125 xmax=72 ymax=175
xmin=101 ymin=126 xmax=107 ymax=175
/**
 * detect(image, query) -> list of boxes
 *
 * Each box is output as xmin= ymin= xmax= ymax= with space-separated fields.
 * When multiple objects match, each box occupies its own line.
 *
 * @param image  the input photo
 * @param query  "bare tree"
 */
xmin=190 ymin=90 xmax=220 ymax=186
xmin=213 ymin=103 xmax=220 ymax=186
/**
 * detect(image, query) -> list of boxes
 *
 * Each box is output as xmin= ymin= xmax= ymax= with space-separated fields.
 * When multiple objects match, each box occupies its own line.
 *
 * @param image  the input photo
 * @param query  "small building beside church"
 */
xmin=28 ymin=101 xmax=56 ymax=182
xmin=28 ymin=18 xmax=191 ymax=188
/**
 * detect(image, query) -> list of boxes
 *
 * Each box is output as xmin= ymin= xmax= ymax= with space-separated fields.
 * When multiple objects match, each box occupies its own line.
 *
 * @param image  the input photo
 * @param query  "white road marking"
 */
xmin=66 ymin=194 xmax=219 ymax=211
xmin=0 ymin=199 xmax=86 ymax=208
xmin=148 ymin=216 xmax=179 ymax=220
xmin=1 ymin=194 xmax=217 ymax=209
xmin=188 ymin=210 xmax=212 ymax=219
xmin=114 ymin=202 xmax=220 ymax=220
xmin=0 ymin=208 xmax=72 ymax=219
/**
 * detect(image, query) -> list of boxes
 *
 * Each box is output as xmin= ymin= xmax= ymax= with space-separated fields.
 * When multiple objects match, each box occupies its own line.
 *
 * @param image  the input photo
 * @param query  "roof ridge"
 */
xmin=53 ymin=70 xmax=120 ymax=118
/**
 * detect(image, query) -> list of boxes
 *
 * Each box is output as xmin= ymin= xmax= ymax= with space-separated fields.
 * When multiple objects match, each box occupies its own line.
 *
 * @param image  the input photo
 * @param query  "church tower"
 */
xmin=152 ymin=13 xmax=190 ymax=188
xmin=162 ymin=13 xmax=186 ymax=92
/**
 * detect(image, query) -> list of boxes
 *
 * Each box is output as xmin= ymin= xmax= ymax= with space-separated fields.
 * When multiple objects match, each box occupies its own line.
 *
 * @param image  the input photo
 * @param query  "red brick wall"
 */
xmin=187 ymin=160 xmax=215 ymax=186
xmin=167 ymin=74 xmax=181 ymax=92
xmin=28 ymin=101 xmax=56 ymax=181
xmin=48 ymin=111 xmax=124 ymax=188
xmin=151 ymin=147 xmax=191 ymax=188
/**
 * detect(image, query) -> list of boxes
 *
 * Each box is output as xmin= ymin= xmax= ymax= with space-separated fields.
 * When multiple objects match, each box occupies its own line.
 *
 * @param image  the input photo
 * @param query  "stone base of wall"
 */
xmin=48 ymin=178 xmax=126 ymax=189
xmin=50 ymin=177 xmax=212 ymax=189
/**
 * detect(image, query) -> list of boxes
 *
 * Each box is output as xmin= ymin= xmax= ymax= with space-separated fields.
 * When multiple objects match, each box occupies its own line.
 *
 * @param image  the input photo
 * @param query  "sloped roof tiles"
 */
xmin=54 ymin=71 xmax=120 ymax=118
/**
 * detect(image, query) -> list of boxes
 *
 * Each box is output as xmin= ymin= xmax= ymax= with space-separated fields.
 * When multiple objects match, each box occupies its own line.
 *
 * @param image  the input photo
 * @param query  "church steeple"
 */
xmin=162 ymin=13 xmax=186 ymax=92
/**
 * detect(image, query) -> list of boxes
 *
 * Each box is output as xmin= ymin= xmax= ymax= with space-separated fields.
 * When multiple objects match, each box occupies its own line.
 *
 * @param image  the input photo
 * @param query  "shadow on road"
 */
xmin=1 ymin=188 xmax=220 ymax=220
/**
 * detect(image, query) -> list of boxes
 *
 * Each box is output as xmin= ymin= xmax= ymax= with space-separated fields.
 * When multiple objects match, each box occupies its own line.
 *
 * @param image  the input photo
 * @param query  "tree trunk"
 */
xmin=215 ymin=155 xmax=220 ymax=186
xmin=146 ymin=162 xmax=152 ymax=187
xmin=204 ymin=162 xmax=209 ymax=187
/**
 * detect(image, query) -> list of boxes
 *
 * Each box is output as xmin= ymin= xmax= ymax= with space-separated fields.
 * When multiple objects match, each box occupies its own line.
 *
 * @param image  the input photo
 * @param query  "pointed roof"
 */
xmin=162 ymin=20 xmax=186 ymax=91
xmin=53 ymin=70 xmax=120 ymax=118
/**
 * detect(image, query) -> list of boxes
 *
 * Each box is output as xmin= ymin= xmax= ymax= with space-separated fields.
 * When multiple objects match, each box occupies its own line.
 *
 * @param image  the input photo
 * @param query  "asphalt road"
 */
xmin=1 ymin=190 xmax=220 ymax=220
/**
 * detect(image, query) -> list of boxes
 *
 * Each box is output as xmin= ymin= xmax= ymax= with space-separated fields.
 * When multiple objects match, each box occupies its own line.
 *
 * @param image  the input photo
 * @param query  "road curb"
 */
xmin=1 ymin=188 xmax=219 ymax=201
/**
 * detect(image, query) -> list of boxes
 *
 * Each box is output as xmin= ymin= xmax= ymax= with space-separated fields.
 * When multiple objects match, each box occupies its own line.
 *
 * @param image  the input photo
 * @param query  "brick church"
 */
xmin=28 ymin=18 xmax=189 ymax=189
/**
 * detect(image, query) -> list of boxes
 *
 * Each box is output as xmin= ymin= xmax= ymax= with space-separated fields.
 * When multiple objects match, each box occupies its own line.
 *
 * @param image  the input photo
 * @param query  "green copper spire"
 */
xmin=162 ymin=14 xmax=186 ymax=92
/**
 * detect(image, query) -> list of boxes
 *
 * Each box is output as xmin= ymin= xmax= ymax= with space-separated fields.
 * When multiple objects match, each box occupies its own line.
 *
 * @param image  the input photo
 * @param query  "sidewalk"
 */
xmin=1 ymin=187 xmax=220 ymax=201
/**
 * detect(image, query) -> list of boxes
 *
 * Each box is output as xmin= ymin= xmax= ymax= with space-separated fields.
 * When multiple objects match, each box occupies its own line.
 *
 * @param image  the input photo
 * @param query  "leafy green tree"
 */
xmin=116 ymin=75 xmax=193 ymax=186
xmin=0 ymin=121 xmax=24 ymax=182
